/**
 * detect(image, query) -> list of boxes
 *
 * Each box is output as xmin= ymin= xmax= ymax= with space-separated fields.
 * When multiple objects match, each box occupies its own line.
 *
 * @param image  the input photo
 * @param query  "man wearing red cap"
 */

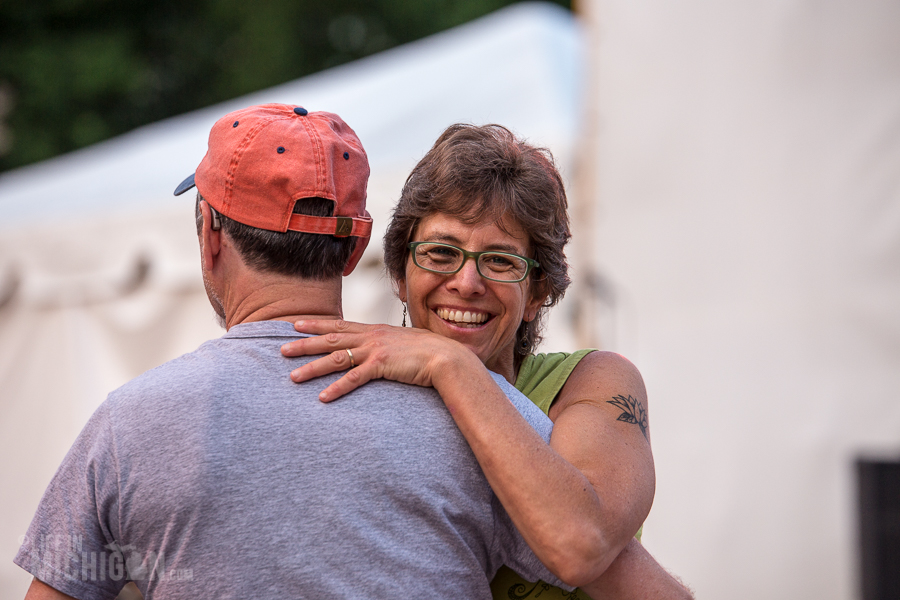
xmin=14 ymin=104 xmax=567 ymax=599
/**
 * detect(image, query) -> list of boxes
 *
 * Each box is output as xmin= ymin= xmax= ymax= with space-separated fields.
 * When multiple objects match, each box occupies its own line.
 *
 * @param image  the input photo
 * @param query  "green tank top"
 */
xmin=490 ymin=350 xmax=596 ymax=600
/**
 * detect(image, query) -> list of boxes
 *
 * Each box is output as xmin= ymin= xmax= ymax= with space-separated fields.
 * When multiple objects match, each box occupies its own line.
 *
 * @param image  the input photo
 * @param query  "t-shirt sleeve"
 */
xmin=489 ymin=495 xmax=574 ymax=591
xmin=488 ymin=372 xmax=553 ymax=442
xmin=14 ymin=402 xmax=127 ymax=600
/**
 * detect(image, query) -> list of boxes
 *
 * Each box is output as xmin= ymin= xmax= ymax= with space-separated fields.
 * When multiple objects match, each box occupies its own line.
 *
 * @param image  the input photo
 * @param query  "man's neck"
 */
xmin=223 ymin=276 xmax=344 ymax=330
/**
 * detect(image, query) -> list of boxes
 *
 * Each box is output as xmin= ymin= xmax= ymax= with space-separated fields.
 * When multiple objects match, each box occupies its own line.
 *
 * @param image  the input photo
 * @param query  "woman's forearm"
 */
xmin=431 ymin=350 xmax=620 ymax=586
xmin=579 ymin=539 xmax=694 ymax=600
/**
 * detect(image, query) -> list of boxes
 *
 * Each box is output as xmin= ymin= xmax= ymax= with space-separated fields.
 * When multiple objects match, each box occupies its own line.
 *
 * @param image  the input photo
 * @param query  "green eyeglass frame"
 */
xmin=408 ymin=241 xmax=540 ymax=283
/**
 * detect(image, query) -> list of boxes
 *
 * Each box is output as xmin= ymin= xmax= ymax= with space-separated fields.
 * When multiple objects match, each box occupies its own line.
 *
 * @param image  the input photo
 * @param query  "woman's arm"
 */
xmin=282 ymin=320 xmax=653 ymax=586
xmin=579 ymin=539 xmax=694 ymax=600
xmin=546 ymin=350 xmax=656 ymax=576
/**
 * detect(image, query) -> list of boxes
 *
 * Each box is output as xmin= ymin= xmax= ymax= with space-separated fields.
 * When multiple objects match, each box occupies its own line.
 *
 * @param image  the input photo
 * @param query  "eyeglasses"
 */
xmin=408 ymin=242 xmax=539 ymax=283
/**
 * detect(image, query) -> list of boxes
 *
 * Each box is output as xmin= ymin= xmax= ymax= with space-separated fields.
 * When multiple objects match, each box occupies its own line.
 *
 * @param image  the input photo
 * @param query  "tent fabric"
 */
xmin=581 ymin=0 xmax=900 ymax=598
xmin=0 ymin=4 xmax=583 ymax=597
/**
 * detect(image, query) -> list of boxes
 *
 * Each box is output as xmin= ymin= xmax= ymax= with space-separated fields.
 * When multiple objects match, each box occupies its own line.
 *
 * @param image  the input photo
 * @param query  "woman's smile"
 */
xmin=435 ymin=307 xmax=491 ymax=327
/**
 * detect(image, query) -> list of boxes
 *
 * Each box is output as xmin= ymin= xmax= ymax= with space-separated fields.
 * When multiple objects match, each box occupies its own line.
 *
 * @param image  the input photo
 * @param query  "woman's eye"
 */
xmin=483 ymin=254 xmax=515 ymax=270
xmin=426 ymin=247 xmax=460 ymax=262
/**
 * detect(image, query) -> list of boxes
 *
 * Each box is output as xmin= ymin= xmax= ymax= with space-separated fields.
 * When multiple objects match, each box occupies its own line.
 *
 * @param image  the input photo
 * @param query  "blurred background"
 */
xmin=1 ymin=1 xmax=899 ymax=599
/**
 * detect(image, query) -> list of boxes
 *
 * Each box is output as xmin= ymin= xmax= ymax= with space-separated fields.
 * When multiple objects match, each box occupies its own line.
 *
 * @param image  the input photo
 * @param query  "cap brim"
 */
xmin=173 ymin=173 xmax=196 ymax=196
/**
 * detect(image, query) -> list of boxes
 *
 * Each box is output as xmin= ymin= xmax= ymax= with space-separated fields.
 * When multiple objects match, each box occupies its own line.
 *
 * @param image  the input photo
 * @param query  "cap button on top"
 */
xmin=293 ymin=107 xmax=308 ymax=116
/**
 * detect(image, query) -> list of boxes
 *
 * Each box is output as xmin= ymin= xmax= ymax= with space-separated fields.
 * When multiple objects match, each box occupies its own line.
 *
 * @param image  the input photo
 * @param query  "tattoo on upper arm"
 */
xmin=607 ymin=394 xmax=648 ymax=440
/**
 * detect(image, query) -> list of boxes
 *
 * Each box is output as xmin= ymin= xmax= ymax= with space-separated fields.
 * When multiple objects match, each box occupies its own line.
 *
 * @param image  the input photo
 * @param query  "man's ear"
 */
xmin=199 ymin=200 xmax=222 ymax=271
xmin=342 ymin=234 xmax=370 ymax=276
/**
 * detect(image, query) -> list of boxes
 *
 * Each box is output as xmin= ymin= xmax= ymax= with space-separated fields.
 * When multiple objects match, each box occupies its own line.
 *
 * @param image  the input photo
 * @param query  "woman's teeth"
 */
xmin=437 ymin=308 xmax=488 ymax=326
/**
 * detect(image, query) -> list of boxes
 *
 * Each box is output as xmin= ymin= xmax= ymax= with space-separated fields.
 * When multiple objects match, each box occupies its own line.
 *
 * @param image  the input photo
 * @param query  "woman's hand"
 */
xmin=280 ymin=320 xmax=472 ymax=401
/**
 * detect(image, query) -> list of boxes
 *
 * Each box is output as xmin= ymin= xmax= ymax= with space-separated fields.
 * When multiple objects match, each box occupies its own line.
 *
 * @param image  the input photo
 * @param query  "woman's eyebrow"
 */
xmin=422 ymin=233 xmax=524 ymax=254
xmin=485 ymin=243 xmax=525 ymax=254
xmin=423 ymin=233 xmax=464 ymax=245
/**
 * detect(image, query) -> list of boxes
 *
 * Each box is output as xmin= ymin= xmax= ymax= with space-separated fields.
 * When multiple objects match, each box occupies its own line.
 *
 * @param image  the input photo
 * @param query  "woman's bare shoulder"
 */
xmin=551 ymin=350 xmax=648 ymax=419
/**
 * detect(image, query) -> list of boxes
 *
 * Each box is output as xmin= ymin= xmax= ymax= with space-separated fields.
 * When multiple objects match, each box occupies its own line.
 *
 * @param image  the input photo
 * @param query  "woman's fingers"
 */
xmin=283 ymin=322 xmax=453 ymax=394
xmin=318 ymin=368 xmax=375 ymax=402
xmin=283 ymin=320 xmax=392 ymax=357
xmin=293 ymin=319 xmax=378 ymax=335
xmin=281 ymin=319 xmax=369 ymax=356
xmin=285 ymin=321 xmax=429 ymax=354
xmin=281 ymin=331 xmax=357 ymax=357
xmin=288 ymin=349 xmax=376 ymax=402
xmin=290 ymin=349 xmax=357 ymax=382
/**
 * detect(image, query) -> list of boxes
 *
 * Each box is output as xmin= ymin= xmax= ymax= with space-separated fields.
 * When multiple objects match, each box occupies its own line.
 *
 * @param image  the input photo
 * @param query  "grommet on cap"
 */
xmin=233 ymin=121 xmax=239 ymax=127
xmin=343 ymin=152 xmax=349 ymax=160
xmin=293 ymin=107 xmax=308 ymax=116
xmin=277 ymin=147 xmax=285 ymax=154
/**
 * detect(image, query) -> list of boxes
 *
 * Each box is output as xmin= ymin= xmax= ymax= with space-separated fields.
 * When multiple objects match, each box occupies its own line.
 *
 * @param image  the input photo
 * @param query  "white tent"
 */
xmin=0 ymin=4 xmax=584 ymax=597
xmin=577 ymin=0 xmax=900 ymax=599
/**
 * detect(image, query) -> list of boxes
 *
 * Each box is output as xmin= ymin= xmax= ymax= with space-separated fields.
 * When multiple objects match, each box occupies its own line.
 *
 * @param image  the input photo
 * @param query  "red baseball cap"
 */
xmin=174 ymin=103 xmax=372 ymax=241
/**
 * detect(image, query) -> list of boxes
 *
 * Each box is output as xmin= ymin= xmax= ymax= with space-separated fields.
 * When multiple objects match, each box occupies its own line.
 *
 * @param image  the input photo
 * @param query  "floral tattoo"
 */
xmin=607 ymin=394 xmax=648 ymax=440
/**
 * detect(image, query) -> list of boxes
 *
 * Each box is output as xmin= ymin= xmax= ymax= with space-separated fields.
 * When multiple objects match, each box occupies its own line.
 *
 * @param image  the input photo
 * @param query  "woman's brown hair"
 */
xmin=383 ymin=124 xmax=571 ymax=365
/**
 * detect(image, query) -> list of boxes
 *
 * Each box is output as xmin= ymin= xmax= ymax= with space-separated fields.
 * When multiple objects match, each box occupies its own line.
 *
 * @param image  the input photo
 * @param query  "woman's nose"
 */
xmin=446 ymin=258 xmax=485 ymax=296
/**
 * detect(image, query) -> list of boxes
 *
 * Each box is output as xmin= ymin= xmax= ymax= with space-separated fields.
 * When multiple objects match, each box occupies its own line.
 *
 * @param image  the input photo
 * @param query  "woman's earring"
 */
xmin=402 ymin=303 xmax=408 ymax=327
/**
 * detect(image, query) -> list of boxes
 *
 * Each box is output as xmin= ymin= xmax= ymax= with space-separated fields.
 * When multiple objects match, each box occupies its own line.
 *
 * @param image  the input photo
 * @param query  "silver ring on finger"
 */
xmin=346 ymin=348 xmax=355 ymax=369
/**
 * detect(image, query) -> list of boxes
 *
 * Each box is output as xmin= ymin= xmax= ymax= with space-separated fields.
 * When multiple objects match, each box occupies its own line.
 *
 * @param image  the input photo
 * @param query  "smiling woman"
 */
xmin=282 ymin=124 xmax=691 ymax=599
xmin=398 ymin=212 xmax=543 ymax=382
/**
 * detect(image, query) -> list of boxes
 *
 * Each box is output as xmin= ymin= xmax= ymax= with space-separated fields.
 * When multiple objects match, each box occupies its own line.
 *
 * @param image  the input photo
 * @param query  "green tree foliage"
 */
xmin=0 ymin=0 xmax=569 ymax=173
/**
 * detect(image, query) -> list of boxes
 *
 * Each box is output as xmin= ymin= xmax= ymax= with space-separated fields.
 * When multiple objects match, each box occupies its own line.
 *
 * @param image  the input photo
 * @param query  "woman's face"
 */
xmin=397 ymin=212 xmax=545 ymax=381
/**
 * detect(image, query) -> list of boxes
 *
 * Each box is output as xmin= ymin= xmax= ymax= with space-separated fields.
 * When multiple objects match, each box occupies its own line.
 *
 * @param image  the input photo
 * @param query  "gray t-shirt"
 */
xmin=15 ymin=320 xmax=561 ymax=599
